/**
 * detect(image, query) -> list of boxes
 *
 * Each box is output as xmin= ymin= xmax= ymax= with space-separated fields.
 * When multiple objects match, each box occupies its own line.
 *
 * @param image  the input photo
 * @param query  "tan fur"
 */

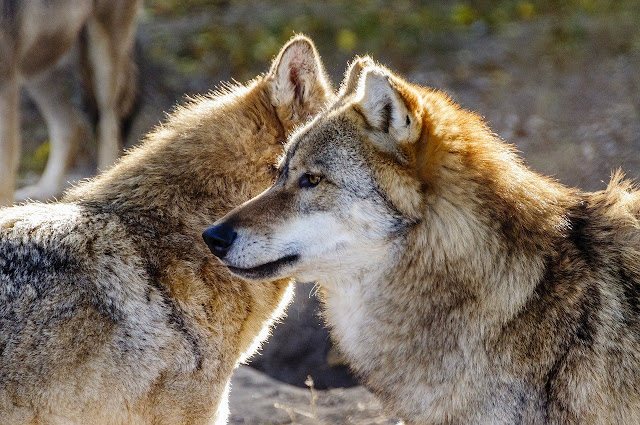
xmin=0 ymin=0 xmax=141 ymax=206
xmin=0 ymin=36 xmax=333 ymax=425
xmin=207 ymin=60 xmax=640 ymax=424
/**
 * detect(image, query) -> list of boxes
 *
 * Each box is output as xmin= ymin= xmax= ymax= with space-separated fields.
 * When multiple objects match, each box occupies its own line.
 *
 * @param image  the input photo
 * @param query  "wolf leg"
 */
xmin=0 ymin=75 xmax=20 ymax=207
xmin=85 ymin=0 xmax=140 ymax=171
xmin=15 ymin=66 xmax=87 ymax=202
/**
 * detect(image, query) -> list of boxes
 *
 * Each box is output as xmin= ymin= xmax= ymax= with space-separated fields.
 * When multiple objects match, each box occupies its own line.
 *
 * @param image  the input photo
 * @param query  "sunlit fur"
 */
xmin=0 ymin=35 xmax=333 ymax=425
xmin=212 ymin=60 xmax=640 ymax=424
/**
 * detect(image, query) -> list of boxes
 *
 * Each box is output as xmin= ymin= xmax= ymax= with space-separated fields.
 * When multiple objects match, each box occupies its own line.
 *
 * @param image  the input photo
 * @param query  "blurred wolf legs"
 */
xmin=83 ymin=0 xmax=140 ymax=172
xmin=13 ymin=66 xmax=87 ymax=202
xmin=0 ymin=0 xmax=140 ymax=206
xmin=0 ymin=76 xmax=20 ymax=206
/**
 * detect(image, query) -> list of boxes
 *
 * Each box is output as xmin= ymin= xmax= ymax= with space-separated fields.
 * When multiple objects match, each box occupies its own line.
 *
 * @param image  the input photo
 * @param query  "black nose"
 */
xmin=202 ymin=223 xmax=237 ymax=258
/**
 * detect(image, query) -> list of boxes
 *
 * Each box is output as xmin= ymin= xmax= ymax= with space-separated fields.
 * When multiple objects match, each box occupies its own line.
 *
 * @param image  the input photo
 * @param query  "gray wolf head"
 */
xmin=203 ymin=57 xmax=544 ymax=288
xmin=202 ymin=60 xmax=440 ymax=286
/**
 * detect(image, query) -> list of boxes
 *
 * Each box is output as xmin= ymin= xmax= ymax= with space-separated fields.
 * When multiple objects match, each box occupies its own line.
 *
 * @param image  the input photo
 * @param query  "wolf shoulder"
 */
xmin=0 ymin=202 xmax=195 ymax=375
xmin=0 ymin=202 xmax=143 ymax=294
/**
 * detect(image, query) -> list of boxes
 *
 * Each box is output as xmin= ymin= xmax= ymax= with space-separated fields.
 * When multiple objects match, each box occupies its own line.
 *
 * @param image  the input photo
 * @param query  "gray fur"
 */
xmin=208 ymin=63 xmax=640 ymax=425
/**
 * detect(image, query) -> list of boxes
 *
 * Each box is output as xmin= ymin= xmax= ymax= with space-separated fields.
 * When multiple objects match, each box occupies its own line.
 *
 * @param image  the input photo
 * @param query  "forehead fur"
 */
xmin=279 ymin=111 xmax=364 ymax=168
xmin=277 ymin=65 xmax=439 ymax=218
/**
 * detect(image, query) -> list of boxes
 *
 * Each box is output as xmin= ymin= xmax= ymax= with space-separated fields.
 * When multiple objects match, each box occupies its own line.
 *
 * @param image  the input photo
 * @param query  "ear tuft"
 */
xmin=339 ymin=56 xmax=375 ymax=99
xmin=268 ymin=35 xmax=332 ymax=125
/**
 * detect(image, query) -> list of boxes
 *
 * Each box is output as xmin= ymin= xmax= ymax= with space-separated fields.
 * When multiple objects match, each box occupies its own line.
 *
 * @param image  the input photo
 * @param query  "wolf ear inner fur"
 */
xmin=268 ymin=35 xmax=331 ymax=122
xmin=356 ymin=67 xmax=421 ymax=150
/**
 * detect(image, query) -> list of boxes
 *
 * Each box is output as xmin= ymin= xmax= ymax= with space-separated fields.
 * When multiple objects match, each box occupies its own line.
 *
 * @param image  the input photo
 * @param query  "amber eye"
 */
xmin=299 ymin=173 xmax=322 ymax=188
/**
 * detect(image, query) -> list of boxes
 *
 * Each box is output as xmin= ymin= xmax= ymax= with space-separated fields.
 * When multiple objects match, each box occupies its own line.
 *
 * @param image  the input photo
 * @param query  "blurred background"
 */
xmin=17 ymin=0 xmax=640 ymax=389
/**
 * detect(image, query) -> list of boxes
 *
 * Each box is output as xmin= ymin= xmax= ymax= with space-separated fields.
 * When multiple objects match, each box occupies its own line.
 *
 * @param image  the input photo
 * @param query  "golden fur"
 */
xmin=0 ymin=35 xmax=333 ymax=424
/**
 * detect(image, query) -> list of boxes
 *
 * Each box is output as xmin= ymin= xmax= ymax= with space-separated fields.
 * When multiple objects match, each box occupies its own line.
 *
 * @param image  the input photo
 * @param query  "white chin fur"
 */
xmin=226 ymin=205 xmax=395 ymax=283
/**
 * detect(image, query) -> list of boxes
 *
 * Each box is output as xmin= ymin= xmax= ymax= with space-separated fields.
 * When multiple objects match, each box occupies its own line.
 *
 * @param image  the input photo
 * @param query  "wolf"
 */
xmin=204 ymin=60 xmax=640 ymax=424
xmin=0 ymin=0 xmax=141 ymax=207
xmin=0 ymin=36 xmax=333 ymax=424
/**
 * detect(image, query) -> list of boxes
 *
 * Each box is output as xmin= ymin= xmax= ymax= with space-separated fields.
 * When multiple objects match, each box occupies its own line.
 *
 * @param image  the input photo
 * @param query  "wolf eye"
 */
xmin=299 ymin=173 xmax=322 ymax=188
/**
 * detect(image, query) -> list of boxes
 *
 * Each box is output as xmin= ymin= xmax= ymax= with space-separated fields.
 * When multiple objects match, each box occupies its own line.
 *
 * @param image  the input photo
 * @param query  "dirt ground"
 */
xmin=228 ymin=365 xmax=397 ymax=425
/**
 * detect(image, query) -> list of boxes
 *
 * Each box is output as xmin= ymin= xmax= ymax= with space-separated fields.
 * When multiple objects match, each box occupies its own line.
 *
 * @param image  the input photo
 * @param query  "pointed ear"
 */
xmin=338 ymin=56 xmax=375 ymax=98
xmin=355 ymin=67 xmax=422 ymax=151
xmin=268 ymin=35 xmax=333 ymax=126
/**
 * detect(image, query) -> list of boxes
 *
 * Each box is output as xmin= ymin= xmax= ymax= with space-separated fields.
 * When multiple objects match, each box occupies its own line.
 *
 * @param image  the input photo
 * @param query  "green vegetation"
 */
xmin=143 ymin=0 xmax=640 ymax=79
xmin=20 ymin=140 xmax=49 ymax=176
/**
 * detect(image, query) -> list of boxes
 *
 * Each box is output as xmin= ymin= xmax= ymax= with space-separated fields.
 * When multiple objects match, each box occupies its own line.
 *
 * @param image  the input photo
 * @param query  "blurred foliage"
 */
xmin=142 ymin=0 xmax=640 ymax=79
xmin=20 ymin=141 xmax=50 ymax=176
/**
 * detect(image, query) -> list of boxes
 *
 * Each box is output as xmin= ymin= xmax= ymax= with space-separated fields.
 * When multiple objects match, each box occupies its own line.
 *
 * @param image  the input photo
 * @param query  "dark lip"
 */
xmin=226 ymin=254 xmax=299 ymax=280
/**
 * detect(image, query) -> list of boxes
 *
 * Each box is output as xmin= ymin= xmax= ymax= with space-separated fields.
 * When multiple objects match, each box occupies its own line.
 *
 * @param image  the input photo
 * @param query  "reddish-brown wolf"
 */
xmin=205 ymin=60 xmax=640 ymax=425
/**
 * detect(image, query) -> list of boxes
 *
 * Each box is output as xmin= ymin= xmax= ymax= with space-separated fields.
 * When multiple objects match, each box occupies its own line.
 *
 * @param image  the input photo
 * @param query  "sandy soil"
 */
xmin=229 ymin=366 xmax=397 ymax=425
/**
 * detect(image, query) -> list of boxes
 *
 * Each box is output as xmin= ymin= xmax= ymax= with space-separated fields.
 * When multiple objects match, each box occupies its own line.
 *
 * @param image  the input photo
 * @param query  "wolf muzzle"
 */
xmin=202 ymin=223 xmax=236 ymax=258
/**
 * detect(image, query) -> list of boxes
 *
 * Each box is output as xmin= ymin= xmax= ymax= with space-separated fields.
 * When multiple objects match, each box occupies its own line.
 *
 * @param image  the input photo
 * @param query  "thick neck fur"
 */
xmin=62 ymin=79 xmax=291 ymax=367
xmin=324 ymin=90 xmax=602 ymax=423
xmin=64 ymin=80 xmax=284 ymax=223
